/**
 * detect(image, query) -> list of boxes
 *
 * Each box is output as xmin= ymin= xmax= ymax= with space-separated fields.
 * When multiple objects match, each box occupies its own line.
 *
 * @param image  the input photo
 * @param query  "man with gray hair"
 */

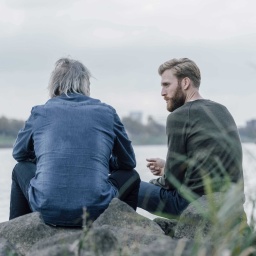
xmin=138 ymin=58 xmax=244 ymax=217
xmin=10 ymin=58 xmax=140 ymax=226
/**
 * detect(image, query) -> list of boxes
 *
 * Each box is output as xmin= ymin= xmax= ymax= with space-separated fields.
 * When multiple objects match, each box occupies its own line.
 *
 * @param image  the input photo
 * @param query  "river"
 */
xmin=1 ymin=144 xmax=256 ymax=222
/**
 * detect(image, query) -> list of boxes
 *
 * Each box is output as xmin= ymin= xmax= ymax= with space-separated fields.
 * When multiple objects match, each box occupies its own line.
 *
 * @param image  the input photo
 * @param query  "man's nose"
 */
xmin=161 ymin=87 xmax=166 ymax=96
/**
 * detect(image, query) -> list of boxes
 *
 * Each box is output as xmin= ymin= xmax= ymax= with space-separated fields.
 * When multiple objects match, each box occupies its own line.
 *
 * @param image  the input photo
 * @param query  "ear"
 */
xmin=181 ymin=77 xmax=190 ymax=90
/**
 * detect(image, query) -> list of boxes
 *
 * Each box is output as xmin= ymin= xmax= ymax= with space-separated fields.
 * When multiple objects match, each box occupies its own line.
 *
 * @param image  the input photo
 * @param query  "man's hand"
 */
xmin=146 ymin=158 xmax=165 ymax=176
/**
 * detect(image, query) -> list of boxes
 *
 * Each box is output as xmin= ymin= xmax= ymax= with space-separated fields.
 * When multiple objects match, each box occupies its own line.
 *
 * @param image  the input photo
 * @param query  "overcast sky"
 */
xmin=0 ymin=0 xmax=256 ymax=126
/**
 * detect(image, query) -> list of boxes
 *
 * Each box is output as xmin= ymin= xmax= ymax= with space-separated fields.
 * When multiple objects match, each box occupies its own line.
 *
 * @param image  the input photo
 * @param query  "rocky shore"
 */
xmin=0 ymin=191 xmax=249 ymax=256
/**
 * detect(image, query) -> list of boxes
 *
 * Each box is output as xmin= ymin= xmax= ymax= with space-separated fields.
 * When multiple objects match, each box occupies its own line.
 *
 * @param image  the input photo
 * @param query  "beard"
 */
xmin=167 ymin=83 xmax=186 ymax=112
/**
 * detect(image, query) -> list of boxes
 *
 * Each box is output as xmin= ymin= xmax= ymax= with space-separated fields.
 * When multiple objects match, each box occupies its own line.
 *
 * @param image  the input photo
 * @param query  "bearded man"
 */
xmin=138 ymin=58 xmax=244 ymax=217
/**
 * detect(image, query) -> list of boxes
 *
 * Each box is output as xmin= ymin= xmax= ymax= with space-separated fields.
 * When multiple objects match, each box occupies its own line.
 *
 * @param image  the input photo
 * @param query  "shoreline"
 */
xmin=0 ymin=141 xmax=255 ymax=149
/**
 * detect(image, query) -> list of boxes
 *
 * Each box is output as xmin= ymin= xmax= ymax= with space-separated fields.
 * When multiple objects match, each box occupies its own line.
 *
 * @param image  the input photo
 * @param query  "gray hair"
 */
xmin=158 ymin=58 xmax=201 ymax=88
xmin=48 ymin=58 xmax=92 ymax=98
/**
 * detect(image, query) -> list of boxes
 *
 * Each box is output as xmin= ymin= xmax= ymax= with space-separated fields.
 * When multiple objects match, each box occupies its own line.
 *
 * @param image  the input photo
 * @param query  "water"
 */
xmin=1 ymin=144 xmax=256 ymax=223
xmin=0 ymin=148 xmax=16 ymax=223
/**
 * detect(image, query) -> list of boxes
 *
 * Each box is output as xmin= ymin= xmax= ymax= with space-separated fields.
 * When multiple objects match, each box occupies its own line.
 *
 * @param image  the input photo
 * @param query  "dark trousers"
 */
xmin=9 ymin=162 xmax=35 ymax=220
xmin=109 ymin=169 xmax=141 ymax=210
xmin=9 ymin=162 xmax=141 ymax=220
xmin=138 ymin=181 xmax=189 ymax=218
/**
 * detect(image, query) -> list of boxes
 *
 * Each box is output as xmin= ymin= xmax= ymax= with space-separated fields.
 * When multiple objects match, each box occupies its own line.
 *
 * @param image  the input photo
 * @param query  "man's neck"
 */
xmin=185 ymin=90 xmax=203 ymax=102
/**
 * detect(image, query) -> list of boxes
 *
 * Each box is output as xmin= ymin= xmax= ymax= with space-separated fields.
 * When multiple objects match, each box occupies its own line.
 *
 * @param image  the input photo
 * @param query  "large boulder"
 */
xmin=26 ymin=232 xmax=81 ymax=256
xmin=175 ymin=187 xmax=247 ymax=240
xmin=139 ymin=237 xmax=196 ymax=256
xmin=0 ymin=237 xmax=19 ymax=256
xmin=0 ymin=188 xmax=249 ymax=256
xmin=0 ymin=212 xmax=81 ymax=255
xmin=86 ymin=198 xmax=167 ymax=255
xmin=79 ymin=227 xmax=120 ymax=256
xmin=0 ymin=199 xmax=168 ymax=256
xmin=174 ymin=193 xmax=224 ymax=239
xmin=153 ymin=217 xmax=178 ymax=237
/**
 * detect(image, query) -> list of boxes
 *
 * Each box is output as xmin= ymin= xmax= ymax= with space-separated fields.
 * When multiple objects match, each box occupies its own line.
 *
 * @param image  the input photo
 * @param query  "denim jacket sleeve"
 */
xmin=111 ymin=112 xmax=136 ymax=171
xmin=12 ymin=107 xmax=38 ymax=162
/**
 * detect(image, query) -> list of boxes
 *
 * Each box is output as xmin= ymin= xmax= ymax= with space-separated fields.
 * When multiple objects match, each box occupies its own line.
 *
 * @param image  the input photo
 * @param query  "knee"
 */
xmin=12 ymin=161 xmax=36 ymax=179
xmin=12 ymin=163 xmax=21 ymax=180
xmin=132 ymin=169 xmax=140 ymax=180
xmin=123 ymin=169 xmax=141 ymax=189
xmin=131 ymin=169 xmax=141 ymax=186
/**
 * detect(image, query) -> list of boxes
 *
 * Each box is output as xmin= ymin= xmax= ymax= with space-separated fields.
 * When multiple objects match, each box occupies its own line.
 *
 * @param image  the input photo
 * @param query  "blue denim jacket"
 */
xmin=13 ymin=93 xmax=136 ymax=226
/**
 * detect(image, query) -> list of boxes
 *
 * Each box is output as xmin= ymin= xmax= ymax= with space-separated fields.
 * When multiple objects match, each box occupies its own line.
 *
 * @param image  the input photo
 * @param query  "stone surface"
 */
xmin=80 ymin=227 xmax=120 ymax=256
xmin=93 ymin=198 xmax=166 ymax=254
xmin=174 ymin=193 xmax=223 ymax=239
xmin=0 ymin=237 xmax=19 ymax=256
xmin=93 ymin=198 xmax=164 ymax=234
xmin=153 ymin=217 xmax=178 ymax=237
xmin=0 ymin=199 xmax=166 ymax=255
xmin=0 ymin=192 xmax=248 ymax=256
xmin=27 ymin=232 xmax=81 ymax=256
xmin=139 ymin=237 xmax=195 ymax=256
xmin=174 ymin=189 xmax=246 ymax=240
xmin=0 ymin=212 xmax=81 ymax=255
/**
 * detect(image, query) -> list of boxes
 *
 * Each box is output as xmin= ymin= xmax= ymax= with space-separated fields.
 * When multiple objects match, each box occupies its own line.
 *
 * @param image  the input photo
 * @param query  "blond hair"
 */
xmin=158 ymin=58 xmax=201 ymax=88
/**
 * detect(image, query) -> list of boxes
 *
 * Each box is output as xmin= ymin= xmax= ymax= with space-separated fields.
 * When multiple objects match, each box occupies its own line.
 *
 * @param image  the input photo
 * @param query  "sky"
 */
xmin=0 ymin=0 xmax=256 ymax=127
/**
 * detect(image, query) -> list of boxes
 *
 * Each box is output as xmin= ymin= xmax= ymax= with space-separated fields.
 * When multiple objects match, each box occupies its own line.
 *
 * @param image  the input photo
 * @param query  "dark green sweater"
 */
xmin=160 ymin=99 xmax=243 ymax=197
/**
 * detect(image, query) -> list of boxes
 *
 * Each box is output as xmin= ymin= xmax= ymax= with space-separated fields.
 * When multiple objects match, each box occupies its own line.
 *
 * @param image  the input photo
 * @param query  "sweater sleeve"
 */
xmin=163 ymin=110 xmax=189 ymax=190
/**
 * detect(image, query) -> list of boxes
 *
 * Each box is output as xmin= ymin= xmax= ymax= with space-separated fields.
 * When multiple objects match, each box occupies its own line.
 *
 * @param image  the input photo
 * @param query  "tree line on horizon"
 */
xmin=0 ymin=116 xmax=24 ymax=137
xmin=0 ymin=115 xmax=255 ymax=147
xmin=121 ymin=115 xmax=166 ymax=145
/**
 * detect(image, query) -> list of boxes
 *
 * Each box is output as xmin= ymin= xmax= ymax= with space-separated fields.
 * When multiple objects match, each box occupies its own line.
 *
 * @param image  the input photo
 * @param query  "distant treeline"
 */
xmin=0 ymin=115 xmax=255 ymax=148
xmin=121 ymin=115 xmax=256 ymax=145
xmin=0 ymin=116 xmax=24 ymax=137
xmin=0 ymin=116 xmax=24 ymax=148
xmin=121 ymin=115 xmax=166 ymax=145
xmin=238 ymin=119 xmax=256 ymax=143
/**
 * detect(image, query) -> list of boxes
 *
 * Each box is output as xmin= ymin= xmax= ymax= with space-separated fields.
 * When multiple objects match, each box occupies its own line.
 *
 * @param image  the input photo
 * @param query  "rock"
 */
xmin=0 ymin=237 xmax=19 ymax=256
xmin=174 ymin=193 xmax=223 ymax=239
xmin=139 ymin=237 xmax=215 ymax=256
xmin=0 ymin=212 xmax=81 ymax=255
xmin=0 ymin=199 xmax=166 ymax=256
xmin=0 ymin=190 xmax=247 ymax=256
xmin=27 ymin=232 xmax=81 ymax=256
xmin=139 ymin=237 xmax=194 ymax=256
xmin=153 ymin=218 xmax=178 ymax=237
xmin=92 ymin=198 xmax=166 ymax=254
xmin=174 ymin=189 xmax=246 ymax=240
xmin=93 ymin=198 xmax=164 ymax=233
xmin=79 ymin=227 xmax=120 ymax=256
